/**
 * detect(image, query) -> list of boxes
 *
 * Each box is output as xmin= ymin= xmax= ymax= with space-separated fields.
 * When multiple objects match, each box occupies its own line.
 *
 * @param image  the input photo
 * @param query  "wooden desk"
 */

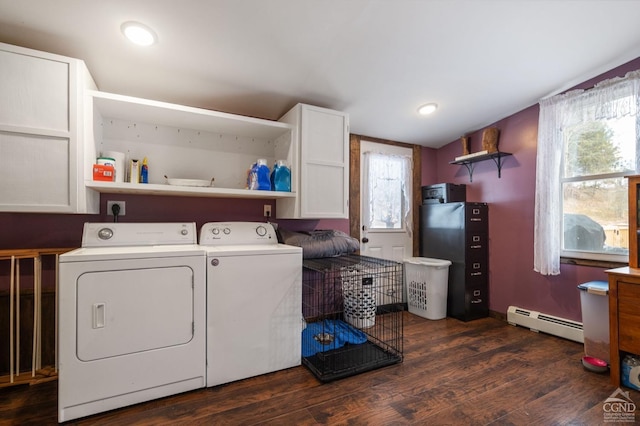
xmin=607 ymin=266 xmax=640 ymax=387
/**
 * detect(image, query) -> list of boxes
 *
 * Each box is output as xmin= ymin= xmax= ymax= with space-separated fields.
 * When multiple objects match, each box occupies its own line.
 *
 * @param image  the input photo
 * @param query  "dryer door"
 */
xmin=76 ymin=266 xmax=194 ymax=361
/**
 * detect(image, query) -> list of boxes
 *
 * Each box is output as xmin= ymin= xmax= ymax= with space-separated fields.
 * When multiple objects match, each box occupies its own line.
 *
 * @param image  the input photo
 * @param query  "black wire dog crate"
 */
xmin=301 ymin=254 xmax=403 ymax=382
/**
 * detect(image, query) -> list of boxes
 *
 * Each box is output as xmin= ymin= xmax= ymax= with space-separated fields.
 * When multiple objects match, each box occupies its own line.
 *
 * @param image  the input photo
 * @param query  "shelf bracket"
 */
xmin=490 ymin=155 xmax=505 ymax=178
xmin=461 ymin=162 xmax=476 ymax=182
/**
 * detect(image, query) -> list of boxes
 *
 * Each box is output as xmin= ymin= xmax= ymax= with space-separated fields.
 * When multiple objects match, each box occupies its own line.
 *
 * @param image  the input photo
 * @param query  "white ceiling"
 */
xmin=2 ymin=0 xmax=640 ymax=148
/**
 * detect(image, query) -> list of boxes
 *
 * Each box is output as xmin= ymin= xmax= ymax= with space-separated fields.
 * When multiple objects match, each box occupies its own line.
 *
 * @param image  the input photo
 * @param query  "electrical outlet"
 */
xmin=107 ymin=201 xmax=126 ymax=216
xmin=263 ymin=204 xmax=272 ymax=217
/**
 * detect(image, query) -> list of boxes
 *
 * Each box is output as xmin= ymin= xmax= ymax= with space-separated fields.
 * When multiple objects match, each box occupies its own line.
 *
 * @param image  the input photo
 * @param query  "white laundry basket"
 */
xmin=404 ymin=257 xmax=452 ymax=320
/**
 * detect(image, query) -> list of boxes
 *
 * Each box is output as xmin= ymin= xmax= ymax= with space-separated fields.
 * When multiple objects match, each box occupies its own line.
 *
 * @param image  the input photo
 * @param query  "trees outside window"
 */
xmin=561 ymin=114 xmax=635 ymax=257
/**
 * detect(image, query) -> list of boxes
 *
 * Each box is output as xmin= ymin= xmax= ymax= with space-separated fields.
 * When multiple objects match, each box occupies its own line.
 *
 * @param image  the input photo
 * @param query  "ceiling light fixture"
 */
xmin=417 ymin=103 xmax=438 ymax=116
xmin=121 ymin=21 xmax=157 ymax=46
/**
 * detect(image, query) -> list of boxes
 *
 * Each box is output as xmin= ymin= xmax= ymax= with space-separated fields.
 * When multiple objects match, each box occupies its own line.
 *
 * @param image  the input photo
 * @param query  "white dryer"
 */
xmin=58 ymin=222 xmax=206 ymax=422
xmin=199 ymin=222 xmax=302 ymax=387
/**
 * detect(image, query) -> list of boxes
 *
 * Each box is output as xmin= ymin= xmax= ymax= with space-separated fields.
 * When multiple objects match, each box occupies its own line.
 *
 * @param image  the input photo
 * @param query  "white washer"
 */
xmin=199 ymin=221 xmax=302 ymax=387
xmin=58 ymin=222 xmax=206 ymax=422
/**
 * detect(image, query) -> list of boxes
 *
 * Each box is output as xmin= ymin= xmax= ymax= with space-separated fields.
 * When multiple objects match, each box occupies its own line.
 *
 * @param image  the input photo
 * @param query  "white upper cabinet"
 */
xmin=277 ymin=104 xmax=349 ymax=219
xmin=0 ymin=42 xmax=348 ymax=214
xmin=0 ymin=42 xmax=98 ymax=213
xmin=84 ymin=91 xmax=295 ymax=200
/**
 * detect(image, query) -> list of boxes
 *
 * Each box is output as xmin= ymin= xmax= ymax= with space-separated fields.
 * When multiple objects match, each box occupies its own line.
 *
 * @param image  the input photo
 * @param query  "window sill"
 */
xmin=560 ymin=256 xmax=627 ymax=269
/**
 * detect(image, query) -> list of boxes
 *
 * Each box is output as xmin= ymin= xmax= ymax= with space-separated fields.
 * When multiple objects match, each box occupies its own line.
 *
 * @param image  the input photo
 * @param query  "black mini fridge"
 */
xmin=419 ymin=202 xmax=489 ymax=321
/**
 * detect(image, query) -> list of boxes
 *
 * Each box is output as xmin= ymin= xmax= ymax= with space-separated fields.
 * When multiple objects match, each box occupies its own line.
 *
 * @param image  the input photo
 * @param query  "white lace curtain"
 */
xmin=534 ymin=70 xmax=640 ymax=275
xmin=362 ymin=151 xmax=412 ymax=236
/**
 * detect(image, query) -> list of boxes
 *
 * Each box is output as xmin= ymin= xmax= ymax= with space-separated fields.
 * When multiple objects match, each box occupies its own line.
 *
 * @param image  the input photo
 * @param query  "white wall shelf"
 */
xmin=91 ymin=91 xmax=292 ymax=140
xmin=86 ymin=181 xmax=296 ymax=199
xmin=86 ymin=90 xmax=296 ymax=205
xmin=449 ymin=151 xmax=513 ymax=182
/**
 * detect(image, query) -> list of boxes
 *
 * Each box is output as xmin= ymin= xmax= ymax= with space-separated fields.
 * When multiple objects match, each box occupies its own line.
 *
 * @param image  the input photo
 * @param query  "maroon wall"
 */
xmin=0 ymin=195 xmax=347 ymax=292
xmin=0 ymin=195 xmax=347 ymax=250
xmin=4 ymin=56 xmax=639 ymax=320
xmin=420 ymin=146 xmax=438 ymax=183
xmin=423 ymin=56 xmax=640 ymax=322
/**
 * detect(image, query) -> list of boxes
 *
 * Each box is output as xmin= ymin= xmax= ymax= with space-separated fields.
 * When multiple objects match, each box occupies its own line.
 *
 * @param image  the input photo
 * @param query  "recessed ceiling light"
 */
xmin=417 ymin=103 xmax=438 ymax=115
xmin=121 ymin=21 xmax=157 ymax=46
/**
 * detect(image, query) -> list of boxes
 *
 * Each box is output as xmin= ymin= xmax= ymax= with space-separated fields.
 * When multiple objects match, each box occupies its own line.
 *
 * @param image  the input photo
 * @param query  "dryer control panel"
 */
xmin=199 ymin=222 xmax=276 ymax=246
xmin=81 ymin=222 xmax=197 ymax=247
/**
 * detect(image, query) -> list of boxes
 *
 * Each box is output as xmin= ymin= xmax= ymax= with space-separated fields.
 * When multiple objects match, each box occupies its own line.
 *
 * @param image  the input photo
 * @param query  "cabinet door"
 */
xmin=0 ymin=132 xmax=72 ymax=208
xmin=300 ymin=105 xmax=349 ymax=218
xmin=0 ymin=49 xmax=69 ymax=131
xmin=618 ymin=280 xmax=640 ymax=354
xmin=0 ymin=43 xmax=97 ymax=213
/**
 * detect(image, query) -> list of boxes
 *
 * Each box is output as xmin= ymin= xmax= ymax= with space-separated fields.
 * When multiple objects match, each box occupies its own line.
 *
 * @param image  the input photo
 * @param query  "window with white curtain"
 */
xmin=534 ymin=70 xmax=640 ymax=275
xmin=362 ymin=151 xmax=412 ymax=233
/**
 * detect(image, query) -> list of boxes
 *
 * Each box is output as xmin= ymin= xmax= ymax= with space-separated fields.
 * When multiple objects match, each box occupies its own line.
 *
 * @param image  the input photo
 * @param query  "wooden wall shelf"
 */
xmin=450 ymin=151 xmax=512 ymax=182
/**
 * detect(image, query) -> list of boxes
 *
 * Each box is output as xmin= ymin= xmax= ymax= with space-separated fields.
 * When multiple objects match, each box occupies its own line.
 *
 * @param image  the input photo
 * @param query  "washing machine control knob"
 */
xmin=223 ymin=227 xmax=231 ymax=234
xmin=181 ymin=229 xmax=189 ymax=236
xmin=98 ymin=228 xmax=113 ymax=240
xmin=211 ymin=258 xmax=219 ymax=266
xmin=255 ymin=225 xmax=268 ymax=237
xmin=211 ymin=228 xmax=220 ymax=235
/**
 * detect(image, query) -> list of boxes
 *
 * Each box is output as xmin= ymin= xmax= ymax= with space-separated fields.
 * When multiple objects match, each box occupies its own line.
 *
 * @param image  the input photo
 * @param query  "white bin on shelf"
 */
xmin=404 ymin=257 xmax=452 ymax=320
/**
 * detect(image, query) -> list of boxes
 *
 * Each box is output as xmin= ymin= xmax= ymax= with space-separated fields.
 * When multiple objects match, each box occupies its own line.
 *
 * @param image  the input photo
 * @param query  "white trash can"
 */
xmin=404 ymin=257 xmax=452 ymax=320
xmin=577 ymin=280 xmax=609 ymax=364
xmin=342 ymin=266 xmax=377 ymax=329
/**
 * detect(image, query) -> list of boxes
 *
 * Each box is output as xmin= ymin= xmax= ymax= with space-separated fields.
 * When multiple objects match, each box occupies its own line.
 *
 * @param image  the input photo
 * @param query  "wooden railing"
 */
xmin=0 ymin=248 xmax=74 ymax=387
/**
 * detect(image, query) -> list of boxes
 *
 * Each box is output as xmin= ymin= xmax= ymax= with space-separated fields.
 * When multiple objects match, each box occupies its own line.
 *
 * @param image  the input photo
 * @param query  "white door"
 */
xmin=76 ymin=266 xmax=195 ymax=361
xmin=359 ymin=141 xmax=413 ymax=263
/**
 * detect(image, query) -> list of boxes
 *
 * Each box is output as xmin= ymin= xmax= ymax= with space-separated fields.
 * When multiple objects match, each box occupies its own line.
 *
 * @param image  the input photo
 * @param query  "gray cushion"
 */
xmin=278 ymin=228 xmax=360 ymax=259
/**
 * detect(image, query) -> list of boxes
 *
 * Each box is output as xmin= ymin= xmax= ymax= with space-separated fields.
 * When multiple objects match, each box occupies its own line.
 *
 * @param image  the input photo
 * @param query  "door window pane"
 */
xmin=366 ymin=154 xmax=405 ymax=230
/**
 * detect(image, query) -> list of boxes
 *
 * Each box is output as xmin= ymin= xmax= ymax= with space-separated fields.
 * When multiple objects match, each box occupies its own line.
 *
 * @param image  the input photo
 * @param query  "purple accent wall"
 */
xmin=422 ymin=56 xmax=640 ymax=322
xmin=0 ymin=195 xmax=346 ymax=250
xmin=4 ymin=57 xmax=639 ymax=320
xmin=421 ymin=146 xmax=438 ymax=183
xmin=0 ymin=194 xmax=347 ymax=291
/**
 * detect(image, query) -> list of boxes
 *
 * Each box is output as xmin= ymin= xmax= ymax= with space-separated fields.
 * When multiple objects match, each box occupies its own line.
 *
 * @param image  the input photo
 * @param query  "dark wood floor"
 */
xmin=1 ymin=312 xmax=637 ymax=425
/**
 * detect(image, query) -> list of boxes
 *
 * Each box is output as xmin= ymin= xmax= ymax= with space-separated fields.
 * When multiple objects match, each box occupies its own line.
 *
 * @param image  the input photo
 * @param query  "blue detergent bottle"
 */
xmin=273 ymin=159 xmax=291 ymax=191
xmin=270 ymin=161 xmax=279 ymax=191
xmin=256 ymin=158 xmax=271 ymax=190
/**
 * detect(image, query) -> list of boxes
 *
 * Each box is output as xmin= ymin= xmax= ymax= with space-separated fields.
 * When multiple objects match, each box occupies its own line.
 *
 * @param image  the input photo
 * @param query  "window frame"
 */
xmin=558 ymin=106 xmax=637 ymax=263
xmin=535 ymin=70 xmax=640 ymax=275
xmin=559 ymin=174 xmax=630 ymax=263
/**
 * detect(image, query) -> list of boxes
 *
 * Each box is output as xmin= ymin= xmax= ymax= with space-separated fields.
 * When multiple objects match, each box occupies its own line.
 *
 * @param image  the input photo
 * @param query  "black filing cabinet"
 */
xmin=419 ymin=202 xmax=489 ymax=321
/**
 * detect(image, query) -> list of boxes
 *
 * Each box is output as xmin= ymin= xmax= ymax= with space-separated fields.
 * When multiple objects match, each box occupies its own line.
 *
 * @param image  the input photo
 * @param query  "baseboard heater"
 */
xmin=507 ymin=306 xmax=583 ymax=343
